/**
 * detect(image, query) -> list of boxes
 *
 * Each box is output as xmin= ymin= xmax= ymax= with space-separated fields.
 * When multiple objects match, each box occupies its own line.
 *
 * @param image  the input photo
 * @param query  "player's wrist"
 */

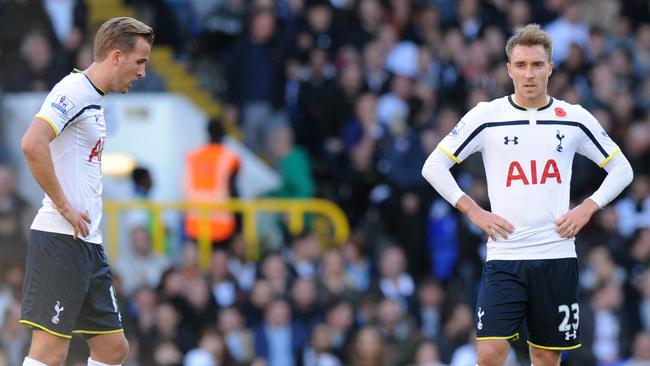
xmin=55 ymin=200 xmax=71 ymax=214
xmin=581 ymin=198 xmax=600 ymax=215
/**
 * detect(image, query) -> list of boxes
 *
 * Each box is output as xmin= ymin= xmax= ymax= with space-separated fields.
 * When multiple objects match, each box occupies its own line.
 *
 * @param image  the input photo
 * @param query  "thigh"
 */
xmin=476 ymin=260 xmax=527 ymax=341
xmin=73 ymin=244 xmax=123 ymax=335
xmin=21 ymin=230 xmax=92 ymax=338
xmin=526 ymin=258 xmax=581 ymax=350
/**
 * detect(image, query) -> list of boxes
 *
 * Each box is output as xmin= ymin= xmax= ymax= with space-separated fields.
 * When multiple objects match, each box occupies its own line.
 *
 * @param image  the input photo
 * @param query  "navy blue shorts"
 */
xmin=476 ymin=258 xmax=581 ymax=350
xmin=20 ymin=230 xmax=123 ymax=339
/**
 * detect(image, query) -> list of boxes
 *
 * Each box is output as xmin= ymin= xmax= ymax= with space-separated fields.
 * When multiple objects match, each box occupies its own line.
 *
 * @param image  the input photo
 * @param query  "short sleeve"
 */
xmin=576 ymin=107 xmax=622 ymax=168
xmin=436 ymin=102 xmax=487 ymax=163
xmin=34 ymin=82 xmax=82 ymax=136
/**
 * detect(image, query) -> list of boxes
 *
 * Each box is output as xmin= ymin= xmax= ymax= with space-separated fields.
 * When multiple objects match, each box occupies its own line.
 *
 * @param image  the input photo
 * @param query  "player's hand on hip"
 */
xmin=555 ymin=199 xmax=599 ymax=238
xmin=467 ymin=207 xmax=514 ymax=241
xmin=57 ymin=202 xmax=91 ymax=239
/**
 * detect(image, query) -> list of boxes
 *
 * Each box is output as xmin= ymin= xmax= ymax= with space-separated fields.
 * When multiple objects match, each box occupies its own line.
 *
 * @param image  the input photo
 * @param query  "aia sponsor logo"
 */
xmin=88 ymin=138 xmax=104 ymax=162
xmin=506 ymin=159 xmax=562 ymax=187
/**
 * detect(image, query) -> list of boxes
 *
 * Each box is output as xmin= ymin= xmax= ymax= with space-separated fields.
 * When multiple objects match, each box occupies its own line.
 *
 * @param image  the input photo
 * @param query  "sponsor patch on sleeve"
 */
xmin=450 ymin=121 xmax=465 ymax=136
xmin=50 ymin=95 xmax=75 ymax=116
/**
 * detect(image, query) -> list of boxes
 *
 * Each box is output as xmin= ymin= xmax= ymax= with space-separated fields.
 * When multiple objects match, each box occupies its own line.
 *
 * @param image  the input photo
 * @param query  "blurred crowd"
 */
xmin=1 ymin=0 xmax=650 ymax=365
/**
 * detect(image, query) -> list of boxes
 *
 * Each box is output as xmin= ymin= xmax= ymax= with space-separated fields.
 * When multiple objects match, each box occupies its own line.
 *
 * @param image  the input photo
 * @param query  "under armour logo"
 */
xmin=556 ymin=130 xmax=565 ymax=152
xmin=565 ymin=330 xmax=577 ymax=340
xmin=477 ymin=307 xmax=485 ymax=330
xmin=504 ymin=136 xmax=519 ymax=145
xmin=51 ymin=301 xmax=64 ymax=325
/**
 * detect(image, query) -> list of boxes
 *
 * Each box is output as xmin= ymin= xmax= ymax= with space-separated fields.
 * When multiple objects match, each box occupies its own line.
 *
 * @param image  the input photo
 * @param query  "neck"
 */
xmin=83 ymin=62 xmax=110 ymax=94
xmin=513 ymin=93 xmax=549 ymax=108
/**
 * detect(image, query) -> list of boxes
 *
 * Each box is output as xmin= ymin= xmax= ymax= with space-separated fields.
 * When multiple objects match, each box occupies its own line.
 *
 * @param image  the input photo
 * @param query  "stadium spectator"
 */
xmin=412 ymin=278 xmax=446 ymax=341
xmin=348 ymin=325 xmax=387 ymax=366
xmin=252 ymin=297 xmax=309 ymax=366
xmin=322 ymin=299 xmax=355 ymax=359
xmin=2 ymin=31 xmax=66 ymax=92
xmin=217 ymin=306 xmax=255 ymax=364
xmin=0 ymin=166 xmax=33 ymax=267
xmin=224 ymin=6 xmax=285 ymax=155
xmin=0 ymin=0 xmax=58 ymax=82
xmin=316 ymin=248 xmax=358 ymax=306
xmin=207 ymin=249 xmax=241 ymax=308
xmin=375 ymin=245 xmax=415 ymax=311
xmin=42 ymin=0 xmax=87 ymax=68
xmin=626 ymin=331 xmax=650 ymax=366
xmin=115 ymin=225 xmax=170 ymax=296
xmin=302 ymin=323 xmax=343 ymax=366
xmin=227 ymin=233 xmax=258 ymax=292
xmin=290 ymin=276 xmax=322 ymax=335
xmin=410 ymin=340 xmax=447 ymax=366
xmin=615 ymin=175 xmax=650 ymax=238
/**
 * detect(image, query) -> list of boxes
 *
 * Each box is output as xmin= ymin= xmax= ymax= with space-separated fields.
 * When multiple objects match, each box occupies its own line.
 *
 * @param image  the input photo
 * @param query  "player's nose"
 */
xmin=525 ymin=66 xmax=534 ymax=78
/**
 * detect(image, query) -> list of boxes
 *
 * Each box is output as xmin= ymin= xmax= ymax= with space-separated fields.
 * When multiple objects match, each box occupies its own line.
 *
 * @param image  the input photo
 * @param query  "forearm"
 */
xmin=421 ymin=148 xmax=466 ymax=206
xmin=588 ymin=153 xmax=634 ymax=208
xmin=23 ymin=144 xmax=68 ymax=209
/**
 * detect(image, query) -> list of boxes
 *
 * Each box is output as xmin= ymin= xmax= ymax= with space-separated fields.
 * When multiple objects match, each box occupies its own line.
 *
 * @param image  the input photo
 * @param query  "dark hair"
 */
xmin=208 ymin=118 xmax=225 ymax=143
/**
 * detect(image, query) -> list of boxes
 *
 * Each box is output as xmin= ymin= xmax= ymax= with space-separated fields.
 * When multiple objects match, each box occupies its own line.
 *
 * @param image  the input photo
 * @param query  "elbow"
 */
xmin=421 ymin=164 xmax=434 ymax=185
xmin=21 ymin=135 xmax=40 ymax=159
xmin=21 ymin=136 xmax=33 ymax=157
xmin=624 ymin=163 xmax=634 ymax=188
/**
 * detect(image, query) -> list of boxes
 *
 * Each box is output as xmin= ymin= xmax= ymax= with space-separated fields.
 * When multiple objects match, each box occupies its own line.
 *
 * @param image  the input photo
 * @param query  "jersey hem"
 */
xmin=486 ymin=254 xmax=577 ymax=261
xmin=30 ymin=226 xmax=103 ymax=245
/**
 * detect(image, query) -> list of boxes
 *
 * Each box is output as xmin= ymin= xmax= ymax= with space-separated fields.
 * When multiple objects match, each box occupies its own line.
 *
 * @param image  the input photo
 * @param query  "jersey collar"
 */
xmin=73 ymin=68 xmax=105 ymax=96
xmin=508 ymin=95 xmax=553 ymax=111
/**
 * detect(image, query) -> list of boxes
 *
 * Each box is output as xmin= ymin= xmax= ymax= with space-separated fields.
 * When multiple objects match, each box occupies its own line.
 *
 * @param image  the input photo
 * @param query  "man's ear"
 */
xmin=110 ymin=49 xmax=122 ymax=65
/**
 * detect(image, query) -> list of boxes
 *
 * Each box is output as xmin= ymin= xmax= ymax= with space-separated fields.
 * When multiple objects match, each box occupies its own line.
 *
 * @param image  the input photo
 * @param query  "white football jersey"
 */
xmin=437 ymin=95 xmax=621 ymax=260
xmin=31 ymin=70 xmax=106 ymax=244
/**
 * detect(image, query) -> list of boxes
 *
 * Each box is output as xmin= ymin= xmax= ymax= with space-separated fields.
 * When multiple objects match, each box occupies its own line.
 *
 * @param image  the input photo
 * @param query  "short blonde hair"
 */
xmin=93 ymin=17 xmax=154 ymax=61
xmin=505 ymin=24 xmax=552 ymax=62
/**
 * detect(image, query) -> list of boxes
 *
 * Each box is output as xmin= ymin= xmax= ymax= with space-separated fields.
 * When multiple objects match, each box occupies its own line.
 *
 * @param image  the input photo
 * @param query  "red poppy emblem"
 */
xmin=555 ymin=107 xmax=566 ymax=117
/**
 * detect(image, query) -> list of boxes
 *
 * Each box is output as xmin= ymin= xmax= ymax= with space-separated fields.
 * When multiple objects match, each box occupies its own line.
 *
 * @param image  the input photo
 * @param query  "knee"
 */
xmin=90 ymin=336 xmax=129 ymax=364
xmin=114 ymin=338 xmax=130 ymax=362
xmin=530 ymin=347 xmax=560 ymax=366
xmin=109 ymin=337 xmax=130 ymax=363
xmin=477 ymin=342 xmax=509 ymax=366
xmin=30 ymin=348 xmax=68 ymax=366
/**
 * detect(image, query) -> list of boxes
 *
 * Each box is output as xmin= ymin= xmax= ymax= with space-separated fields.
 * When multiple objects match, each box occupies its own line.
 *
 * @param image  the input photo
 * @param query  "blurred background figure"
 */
xmin=115 ymin=225 xmax=169 ymax=296
xmin=0 ymin=166 xmax=33 ymax=268
xmin=184 ymin=118 xmax=240 ymax=246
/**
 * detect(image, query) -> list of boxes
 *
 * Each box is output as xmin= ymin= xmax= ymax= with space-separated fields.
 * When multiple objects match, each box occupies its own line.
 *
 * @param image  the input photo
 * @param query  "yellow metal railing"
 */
xmin=104 ymin=199 xmax=350 ymax=268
